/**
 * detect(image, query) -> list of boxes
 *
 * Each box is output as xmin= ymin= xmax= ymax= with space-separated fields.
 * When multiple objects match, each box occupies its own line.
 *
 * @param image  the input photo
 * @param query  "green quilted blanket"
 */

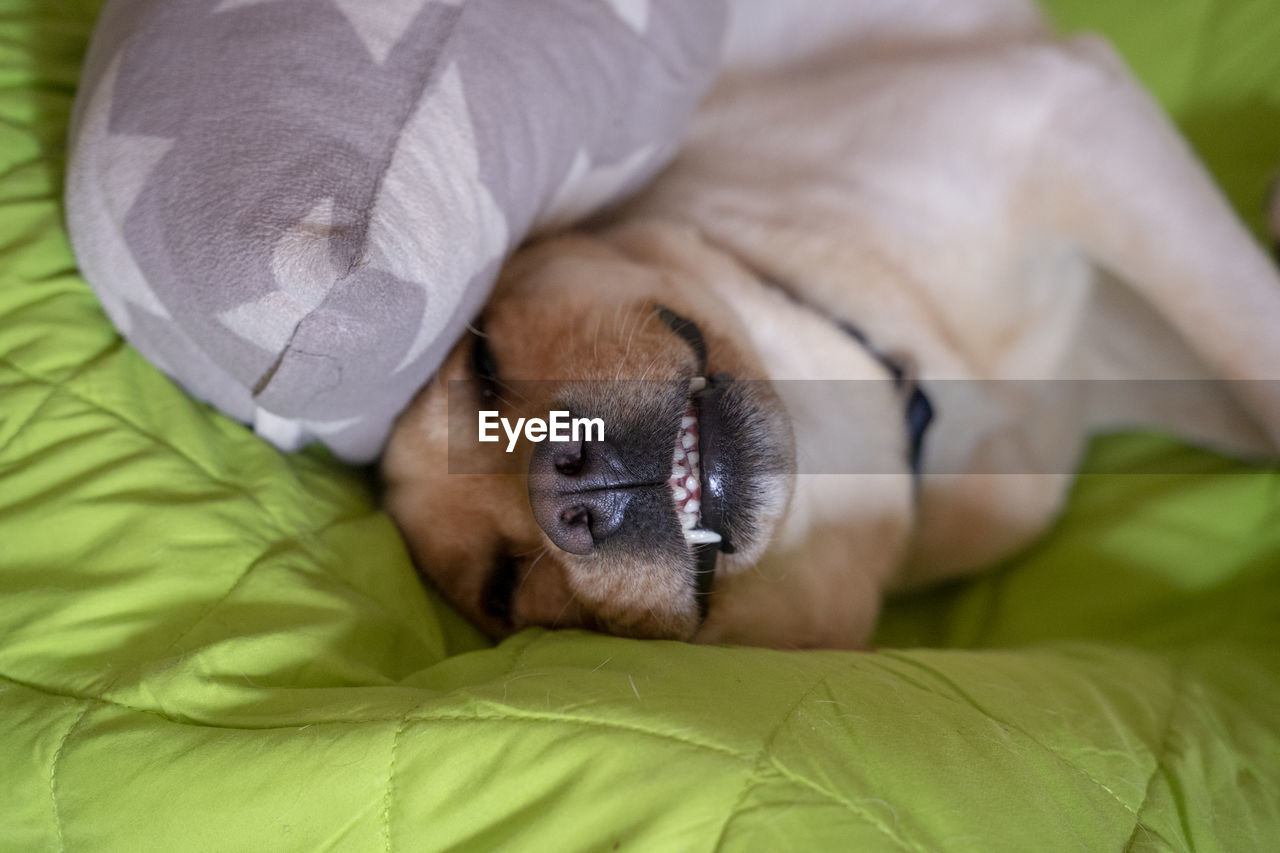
xmin=2 ymin=1 xmax=1278 ymax=850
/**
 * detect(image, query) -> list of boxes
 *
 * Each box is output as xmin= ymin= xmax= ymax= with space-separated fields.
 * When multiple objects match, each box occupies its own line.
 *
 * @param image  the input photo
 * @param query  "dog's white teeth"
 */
xmin=688 ymin=376 xmax=707 ymax=394
xmin=671 ymin=402 xmax=710 ymax=543
xmin=684 ymin=528 xmax=722 ymax=546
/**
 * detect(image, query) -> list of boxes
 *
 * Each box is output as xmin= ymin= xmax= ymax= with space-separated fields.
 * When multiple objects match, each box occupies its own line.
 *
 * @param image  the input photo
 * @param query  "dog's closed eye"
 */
xmin=655 ymin=305 xmax=708 ymax=374
xmin=482 ymin=549 xmax=520 ymax=627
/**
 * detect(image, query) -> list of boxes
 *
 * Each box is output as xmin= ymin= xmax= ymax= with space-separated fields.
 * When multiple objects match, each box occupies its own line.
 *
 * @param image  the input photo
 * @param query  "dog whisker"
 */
xmin=491 ymin=377 xmax=529 ymax=404
xmin=549 ymin=586 xmax=581 ymax=630
xmin=514 ymin=547 xmax=550 ymax=597
xmin=592 ymin=311 xmax=604 ymax=366
xmin=488 ymin=390 xmax=519 ymax=410
xmin=512 ymin=543 xmax=550 ymax=560
xmin=614 ymin=306 xmax=656 ymax=382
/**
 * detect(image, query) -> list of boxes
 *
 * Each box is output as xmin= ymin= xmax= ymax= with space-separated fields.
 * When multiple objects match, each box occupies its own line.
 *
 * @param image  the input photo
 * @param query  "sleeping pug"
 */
xmin=382 ymin=1 xmax=1280 ymax=649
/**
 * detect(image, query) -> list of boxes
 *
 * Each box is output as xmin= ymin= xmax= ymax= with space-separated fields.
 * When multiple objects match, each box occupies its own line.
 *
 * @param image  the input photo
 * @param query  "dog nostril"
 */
xmin=555 ymin=456 xmax=582 ymax=476
xmin=533 ymin=501 xmax=596 ymax=556
xmin=528 ymin=439 xmax=628 ymax=556
xmin=560 ymin=505 xmax=590 ymax=528
xmin=552 ymin=443 xmax=584 ymax=476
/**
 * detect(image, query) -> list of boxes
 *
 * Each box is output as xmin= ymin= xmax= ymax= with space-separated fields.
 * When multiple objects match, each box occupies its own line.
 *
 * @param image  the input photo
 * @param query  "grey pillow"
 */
xmin=66 ymin=0 xmax=727 ymax=462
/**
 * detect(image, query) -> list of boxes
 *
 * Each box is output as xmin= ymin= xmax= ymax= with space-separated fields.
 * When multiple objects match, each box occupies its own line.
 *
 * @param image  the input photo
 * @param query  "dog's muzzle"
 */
xmin=527 ymin=376 xmax=731 ymax=558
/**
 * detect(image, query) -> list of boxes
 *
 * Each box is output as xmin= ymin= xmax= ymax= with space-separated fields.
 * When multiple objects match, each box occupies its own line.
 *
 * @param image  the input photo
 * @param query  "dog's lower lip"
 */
xmin=695 ymin=374 xmax=734 ymax=554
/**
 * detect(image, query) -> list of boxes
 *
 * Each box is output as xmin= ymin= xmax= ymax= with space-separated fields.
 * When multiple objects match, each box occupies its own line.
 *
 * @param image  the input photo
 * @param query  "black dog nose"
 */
xmin=528 ymin=439 xmax=635 ymax=555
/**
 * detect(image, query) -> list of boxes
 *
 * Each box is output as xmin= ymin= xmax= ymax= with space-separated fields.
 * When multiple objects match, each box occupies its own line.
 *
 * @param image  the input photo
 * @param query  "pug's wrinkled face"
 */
xmin=382 ymin=233 xmax=794 ymax=641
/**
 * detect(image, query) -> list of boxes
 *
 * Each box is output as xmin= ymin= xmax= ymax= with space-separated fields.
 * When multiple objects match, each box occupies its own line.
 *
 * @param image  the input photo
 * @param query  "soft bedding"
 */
xmin=2 ymin=1 xmax=1279 ymax=851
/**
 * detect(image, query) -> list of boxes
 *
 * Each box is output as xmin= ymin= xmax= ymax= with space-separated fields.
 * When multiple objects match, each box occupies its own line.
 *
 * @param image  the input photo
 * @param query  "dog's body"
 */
xmin=383 ymin=1 xmax=1280 ymax=649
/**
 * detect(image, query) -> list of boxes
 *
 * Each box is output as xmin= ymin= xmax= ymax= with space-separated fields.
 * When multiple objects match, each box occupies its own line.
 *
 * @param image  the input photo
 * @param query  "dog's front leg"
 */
xmin=1022 ymin=37 xmax=1280 ymax=444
